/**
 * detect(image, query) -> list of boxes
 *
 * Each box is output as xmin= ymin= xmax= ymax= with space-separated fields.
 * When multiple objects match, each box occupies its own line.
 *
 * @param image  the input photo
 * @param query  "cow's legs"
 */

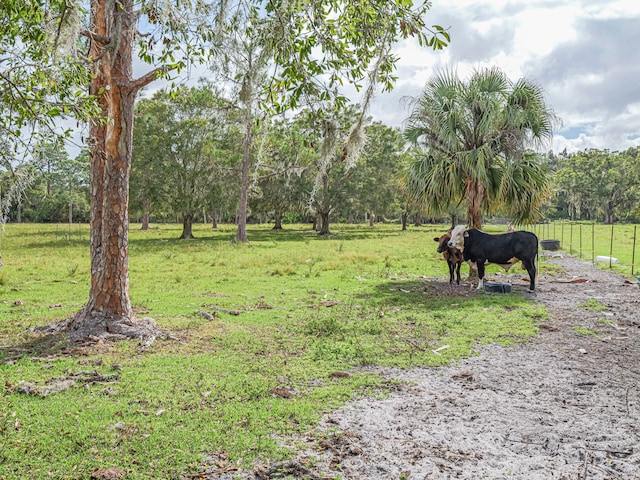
xmin=448 ymin=261 xmax=455 ymax=285
xmin=523 ymin=259 xmax=536 ymax=291
xmin=476 ymin=261 xmax=485 ymax=290
xmin=455 ymin=262 xmax=461 ymax=285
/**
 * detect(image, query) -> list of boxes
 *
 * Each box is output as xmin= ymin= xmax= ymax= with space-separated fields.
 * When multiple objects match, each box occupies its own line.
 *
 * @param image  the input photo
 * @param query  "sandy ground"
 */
xmin=201 ymin=254 xmax=640 ymax=480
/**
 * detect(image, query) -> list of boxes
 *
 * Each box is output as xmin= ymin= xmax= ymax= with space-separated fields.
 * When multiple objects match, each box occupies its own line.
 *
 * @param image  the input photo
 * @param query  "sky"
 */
xmin=362 ymin=0 xmax=640 ymax=155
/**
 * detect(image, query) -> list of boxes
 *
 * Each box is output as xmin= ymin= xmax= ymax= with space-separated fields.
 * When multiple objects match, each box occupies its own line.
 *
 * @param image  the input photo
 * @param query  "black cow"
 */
xmin=447 ymin=225 xmax=538 ymax=291
xmin=434 ymin=233 xmax=464 ymax=285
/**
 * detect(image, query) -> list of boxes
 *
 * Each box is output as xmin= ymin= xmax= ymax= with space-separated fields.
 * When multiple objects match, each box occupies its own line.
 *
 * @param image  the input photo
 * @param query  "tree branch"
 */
xmin=80 ymin=29 xmax=111 ymax=45
xmin=128 ymin=67 xmax=170 ymax=94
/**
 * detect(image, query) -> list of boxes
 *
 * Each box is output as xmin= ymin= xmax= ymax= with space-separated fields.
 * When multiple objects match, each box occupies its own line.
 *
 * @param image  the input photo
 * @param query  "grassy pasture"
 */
xmin=534 ymin=221 xmax=640 ymax=277
xmin=1 ymin=222 xmax=552 ymax=479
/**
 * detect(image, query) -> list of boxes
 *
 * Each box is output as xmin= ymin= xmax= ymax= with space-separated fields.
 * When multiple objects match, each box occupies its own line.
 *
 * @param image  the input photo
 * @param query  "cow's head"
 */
xmin=434 ymin=234 xmax=450 ymax=253
xmin=447 ymin=225 xmax=467 ymax=251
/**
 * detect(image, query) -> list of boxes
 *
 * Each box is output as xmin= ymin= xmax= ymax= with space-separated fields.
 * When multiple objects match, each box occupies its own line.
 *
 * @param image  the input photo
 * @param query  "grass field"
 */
xmin=532 ymin=221 xmax=640 ymax=277
xmin=0 ymin=221 xmax=617 ymax=479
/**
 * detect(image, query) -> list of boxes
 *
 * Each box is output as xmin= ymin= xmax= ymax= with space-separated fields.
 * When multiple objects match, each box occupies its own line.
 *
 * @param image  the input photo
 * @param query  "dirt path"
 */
xmin=205 ymin=254 xmax=640 ymax=479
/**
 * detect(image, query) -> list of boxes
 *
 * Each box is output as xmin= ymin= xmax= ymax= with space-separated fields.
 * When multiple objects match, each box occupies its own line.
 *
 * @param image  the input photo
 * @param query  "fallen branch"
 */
xmin=210 ymin=306 xmax=241 ymax=316
xmin=196 ymin=309 xmax=215 ymax=321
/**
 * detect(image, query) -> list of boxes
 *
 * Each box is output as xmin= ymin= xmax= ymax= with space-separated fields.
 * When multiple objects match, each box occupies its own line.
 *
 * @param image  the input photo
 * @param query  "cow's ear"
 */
xmin=433 ymin=237 xmax=439 ymax=242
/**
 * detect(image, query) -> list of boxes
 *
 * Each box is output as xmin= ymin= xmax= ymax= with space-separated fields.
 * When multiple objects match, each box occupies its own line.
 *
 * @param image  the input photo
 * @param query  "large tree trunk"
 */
xmin=61 ymin=0 xmax=158 ymax=343
xmin=318 ymin=210 xmax=331 ymax=235
xmin=401 ymin=212 xmax=408 ymax=231
xmin=273 ymin=212 xmax=283 ymax=230
xmin=180 ymin=213 xmax=195 ymax=239
xmin=141 ymin=198 xmax=150 ymax=230
xmin=466 ymin=178 xmax=485 ymax=229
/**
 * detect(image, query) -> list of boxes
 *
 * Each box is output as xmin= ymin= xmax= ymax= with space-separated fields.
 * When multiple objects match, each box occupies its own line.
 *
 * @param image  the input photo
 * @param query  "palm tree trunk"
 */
xmin=466 ymin=178 xmax=485 ymax=229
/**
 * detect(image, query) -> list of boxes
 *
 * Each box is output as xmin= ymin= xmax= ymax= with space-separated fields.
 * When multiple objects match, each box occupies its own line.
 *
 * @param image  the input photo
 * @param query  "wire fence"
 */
xmin=531 ymin=220 xmax=640 ymax=278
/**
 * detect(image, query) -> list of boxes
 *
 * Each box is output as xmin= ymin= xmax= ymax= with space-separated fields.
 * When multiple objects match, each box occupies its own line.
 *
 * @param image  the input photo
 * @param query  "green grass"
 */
xmin=578 ymin=299 xmax=608 ymax=312
xmin=1 ymin=222 xmax=551 ymax=479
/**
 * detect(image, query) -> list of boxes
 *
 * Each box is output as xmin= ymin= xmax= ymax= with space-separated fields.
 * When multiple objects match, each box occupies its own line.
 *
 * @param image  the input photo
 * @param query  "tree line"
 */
xmin=5 ymin=86 xmax=640 ymax=230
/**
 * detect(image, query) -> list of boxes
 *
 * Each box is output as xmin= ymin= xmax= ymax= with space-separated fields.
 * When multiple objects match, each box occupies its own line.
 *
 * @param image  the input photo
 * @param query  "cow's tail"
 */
xmin=535 ymin=240 xmax=540 ymax=286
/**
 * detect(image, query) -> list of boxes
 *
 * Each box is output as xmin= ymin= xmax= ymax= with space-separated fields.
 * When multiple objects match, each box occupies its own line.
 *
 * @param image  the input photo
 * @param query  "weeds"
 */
xmin=579 ymin=299 xmax=608 ymax=312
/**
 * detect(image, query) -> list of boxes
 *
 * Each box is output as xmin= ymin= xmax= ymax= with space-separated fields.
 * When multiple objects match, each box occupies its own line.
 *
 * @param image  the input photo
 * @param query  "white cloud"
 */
xmin=369 ymin=0 xmax=640 ymax=154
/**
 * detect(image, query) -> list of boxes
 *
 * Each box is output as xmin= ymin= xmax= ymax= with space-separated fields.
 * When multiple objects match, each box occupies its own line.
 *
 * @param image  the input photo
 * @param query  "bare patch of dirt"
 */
xmin=201 ymin=254 xmax=640 ymax=480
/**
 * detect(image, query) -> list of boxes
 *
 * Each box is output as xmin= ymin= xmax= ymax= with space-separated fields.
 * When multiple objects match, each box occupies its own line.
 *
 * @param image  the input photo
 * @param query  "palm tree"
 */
xmin=404 ymin=67 xmax=556 ymax=229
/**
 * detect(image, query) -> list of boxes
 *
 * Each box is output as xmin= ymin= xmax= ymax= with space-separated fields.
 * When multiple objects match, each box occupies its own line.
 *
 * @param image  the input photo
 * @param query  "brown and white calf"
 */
xmin=434 ymin=233 xmax=464 ymax=285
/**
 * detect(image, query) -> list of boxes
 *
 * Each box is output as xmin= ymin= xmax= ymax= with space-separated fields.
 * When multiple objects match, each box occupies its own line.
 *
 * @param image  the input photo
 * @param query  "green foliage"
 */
xmin=0 ymin=223 xmax=546 ymax=477
xmin=132 ymin=84 xmax=242 ymax=235
xmin=404 ymin=67 xmax=556 ymax=228
xmin=262 ymin=0 xmax=449 ymax=112
xmin=554 ymin=147 xmax=640 ymax=223
xmin=0 ymin=1 xmax=99 ymax=158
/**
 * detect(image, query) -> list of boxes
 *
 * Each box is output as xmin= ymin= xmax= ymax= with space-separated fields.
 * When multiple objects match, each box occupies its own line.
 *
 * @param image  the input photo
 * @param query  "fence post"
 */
xmin=591 ymin=223 xmax=595 ymax=264
xmin=633 ymin=225 xmax=637 ymax=276
xmin=579 ymin=224 xmax=583 ymax=258
xmin=609 ymin=223 xmax=614 ymax=268
xmin=569 ymin=222 xmax=573 ymax=255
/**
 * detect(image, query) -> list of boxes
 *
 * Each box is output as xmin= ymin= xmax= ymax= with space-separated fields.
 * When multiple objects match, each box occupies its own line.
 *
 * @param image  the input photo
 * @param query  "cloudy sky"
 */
xmin=363 ymin=0 xmax=640 ymax=154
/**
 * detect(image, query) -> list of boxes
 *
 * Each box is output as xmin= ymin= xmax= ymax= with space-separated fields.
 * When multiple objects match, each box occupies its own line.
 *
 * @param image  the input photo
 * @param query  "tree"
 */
xmin=350 ymin=122 xmax=405 ymax=226
xmin=304 ymin=104 xmax=365 ymax=235
xmin=18 ymin=142 xmax=90 ymax=224
xmin=555 ymin=148 xmax=640 ymax=223
xmin=0 ymin=143 xmax=36 ymax=264
xmin=405 ymin=67 xmax=556 ymax=229
xmin=58 ymin=1 xmax=216 ymax=341
xmin=249 ymin=117 xmax=315 ymax=229
xmin=218 ymin=0 xmax=449 ymax=241
xmin=133 ymin=85 xmax=231 ymax=239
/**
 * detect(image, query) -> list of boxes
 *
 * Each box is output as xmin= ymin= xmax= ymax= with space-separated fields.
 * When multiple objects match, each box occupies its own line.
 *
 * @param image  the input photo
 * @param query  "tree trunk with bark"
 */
xmin=401 ymin=212 xmax=408 ymax=231
xmin=61 ymin=0 xmax=159 ymax=343
xmin=317 ymin=173 xmax=331 ymax=235
xmin=234 ymin=104 xmax=252 ymax=243
xmin=466 ymin=178 xmax=485 ymax=229
xmin=318 ymin=210 xmax=331 ymax=235
xmin=180 ymin=213 xmax=195 ymax=239
xmin=273 ymin=212 xmax=283 ymax=230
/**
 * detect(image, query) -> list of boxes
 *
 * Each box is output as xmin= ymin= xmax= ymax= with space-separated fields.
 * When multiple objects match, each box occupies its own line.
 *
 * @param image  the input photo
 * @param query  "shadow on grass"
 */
xmin=363 ymin=277 xmax=533 ymax=311
xmin=0 ymin=331 xmax=72 ymax=363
